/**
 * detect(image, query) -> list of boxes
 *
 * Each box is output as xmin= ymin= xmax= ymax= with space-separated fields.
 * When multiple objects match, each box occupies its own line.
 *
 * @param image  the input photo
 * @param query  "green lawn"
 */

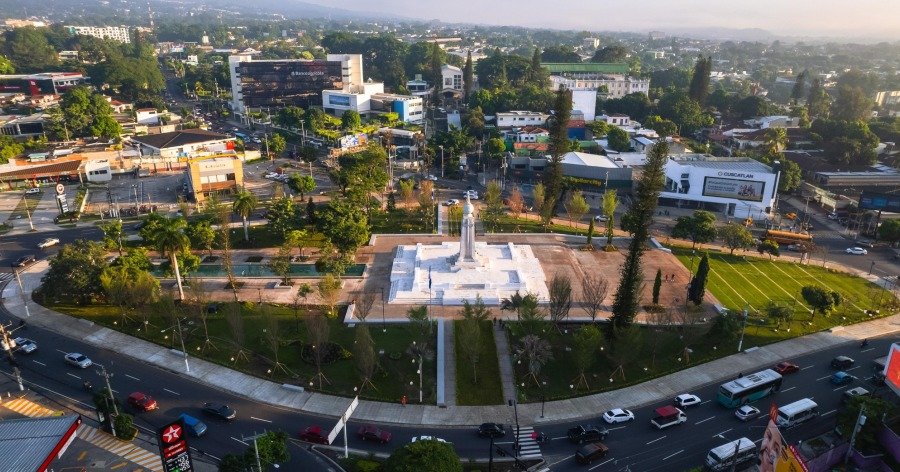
xmin=49 ymin=301 xmax=437 ymax=404
xmin=8 ymin=191 xmax=43 ymax=220
xmin=493 ymin=215 xmax=590 ymax=236
xmin=369 ymin=208 xmax=431 ymax=234
xmin=230 ymin=224 xmax=327 ymax=250
xmin=454 ymin=320 xmax=503 ymax=405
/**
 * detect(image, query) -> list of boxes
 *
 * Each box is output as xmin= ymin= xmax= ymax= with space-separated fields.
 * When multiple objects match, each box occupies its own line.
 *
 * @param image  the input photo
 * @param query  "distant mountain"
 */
xmin=201 ymin=0 xmax=397 ymax=21
xmin=657 ymin=27 xmax=776 ymax=42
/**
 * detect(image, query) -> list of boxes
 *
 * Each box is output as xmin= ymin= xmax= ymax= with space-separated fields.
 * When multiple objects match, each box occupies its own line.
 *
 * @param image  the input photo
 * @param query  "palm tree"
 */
xmin=232 ymin=190 xmax=257 ymax=242
xmin=764 ymin=128 xmax=788 ymax=156
xmin=153 ymin=217 xmax=190 ymax=300
xmin=515 ymin=334 xmax=553 ymax=386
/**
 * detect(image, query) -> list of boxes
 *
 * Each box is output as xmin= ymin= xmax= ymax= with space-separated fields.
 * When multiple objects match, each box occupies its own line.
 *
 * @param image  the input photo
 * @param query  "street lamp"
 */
xmin=380 ymin=287 xmax=387 ymax=333
xmin=737 ymin=306 xmax=749 ymax=352
xmin=162 ymin=318 xmax=190 ymax=373
xmin=508 ymin=399 xmax=520 ymax=457
xmin=439 ymin=145 xmax=444 ymax=178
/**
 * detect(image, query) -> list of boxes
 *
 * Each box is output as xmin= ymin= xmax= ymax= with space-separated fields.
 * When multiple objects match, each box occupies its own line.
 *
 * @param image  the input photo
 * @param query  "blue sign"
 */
xmin=328 ymin=95 xmax=351 ymax=107
xmin=859 ymin=191 xmax=900 ymax=212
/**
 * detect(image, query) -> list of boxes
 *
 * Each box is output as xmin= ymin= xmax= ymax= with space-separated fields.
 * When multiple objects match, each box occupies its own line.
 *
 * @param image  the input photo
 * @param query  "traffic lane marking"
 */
xmin=823 ymin=409 xmax=837 ymax=416
xmin=125 ymin=374 xmax=141 ymax=381
xmin=163 ymin=388 xmax=180 ymax=395
xmin=32 ymin=360 xmax=46 ymax=366
xmin=699 ymin=400 xmax=712 ymax=406
xmin=231 ymin=437 xmax=249 ymax=446
xmin=781 ymin=386 xmax=796 ymax=392
xmin=801 ymin=365 xmax=814 ymax=370
xmin=662 ymin=449 xmax=684 ymax=461
xmin=846 ymin=366 xmax=861 ymax=372
xmin=250 ymin=416 xmax=270 ymax=423
xmin=713 ymin=428 xmax=732 ymax=438
xmin=545 ymin=454 xmax=574 ymax=468
xmin=861 ymin=348 xmax=876 ymax=353
xmin=816 ymin=375 xmax=831 ymax=381
xmin=66 ymin=372 xmax=81 ymax=380
xmin=695 ymin=416 xmax=716 ymax=425
xmin=590 ymin=458 xmax=614 ymax=470
xmin=646 ymin=435 xmax=666 ymax=444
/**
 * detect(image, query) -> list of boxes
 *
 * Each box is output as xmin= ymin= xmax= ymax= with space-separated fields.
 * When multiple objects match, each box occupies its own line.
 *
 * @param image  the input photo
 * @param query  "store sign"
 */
xmin=157 ymin=419 xmax=194 ymax=472
xmin=858 ymin=191 xmax=900 ymax=212
xmin=702 ymin=176 xmax=766 ymax=202
xmin=329 ymin=95 xmax=352 ymax=107
xmin=884 ymin=343 xmax=900 ymax=398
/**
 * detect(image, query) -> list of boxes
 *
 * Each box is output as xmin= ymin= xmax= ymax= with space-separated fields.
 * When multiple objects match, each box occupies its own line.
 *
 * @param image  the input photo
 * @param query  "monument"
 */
xmin=389 ymin=196 xmax=549 ymax=306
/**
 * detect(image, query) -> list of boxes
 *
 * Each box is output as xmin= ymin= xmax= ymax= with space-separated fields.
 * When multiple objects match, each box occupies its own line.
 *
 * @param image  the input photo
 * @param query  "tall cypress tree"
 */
xmin=688 ymin=55 xmax=711 ymax=105
xmin=652 ymin=269 xmax=662 ymax=305
xmin=790 ymin=70 xmax=807 ymax=105
xmin=609 ymin=143 xmax=668 ymax=336
xmin=463 ymin=50 xmax=474 ymax=100
xmin=806 ymin=78 xmax=830 ymax=118
xmin=543 ymin=87 xmax=572 ymax=209
xmin=429 ymin=43 xmax=443 ymax=105
xmin=688 ymin=254 xmax=710 ymax=305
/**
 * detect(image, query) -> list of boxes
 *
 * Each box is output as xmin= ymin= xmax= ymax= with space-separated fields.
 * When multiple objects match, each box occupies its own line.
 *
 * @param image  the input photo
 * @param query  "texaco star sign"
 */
xmin=162 ymin=424 xmax=182 ymax=444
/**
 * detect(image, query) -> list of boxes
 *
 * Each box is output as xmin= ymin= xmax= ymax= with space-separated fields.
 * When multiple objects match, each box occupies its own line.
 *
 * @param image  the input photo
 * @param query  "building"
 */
xmin=129 ymin=129 xmax=234 ymax=159
xmin=0 ymin=415 xmax=82 ymax=471
xmin=65 ymin=25 xmax=130 ymax=43
xmin=571 ymin=89 xmax=597 ymax=122
xmin=507 ymin=151 xmax=633 ymax=192
xmin=874 ymin=90 xmax=900 ymax=107
xmin=0 ymin=113 xmax=46 ymax=137
xmin=583 ymin=37 xmax=600 ymax=49
xmin=742 ymin=115 xmax=801 ymax=129
xmin=441 ymin=64 xmax=463 ymax=93
xmin=83 ymin=159 xmax=113 ymax=183
xmin=0 ymin=73 xmax=86 ymax=96
xmin=549 ymin=74 xmax=649 ymax=99
xmin=504 ymin=126 xmax=549 ymax=143
xmin=184 ymin=155 xmax=244 ymax=202
xmin=322 ymin=81 xmax=384 ymax=116
xmin=370 ymin=93 xmax=424 ymax=123
xmin=661 ymin=154 xmax=778 ymax=219
xmin=229 ymin=54 xmax=359 ymax=115
xmin=496 ymin=111 xmax=550 ymax=128
xmin=135 ymin=108 xmax=161 ymax=125
xmin=406 ymin=74 xmax=429 ymax=97
xmin=597 ymin=114 xmax=631 ymax=127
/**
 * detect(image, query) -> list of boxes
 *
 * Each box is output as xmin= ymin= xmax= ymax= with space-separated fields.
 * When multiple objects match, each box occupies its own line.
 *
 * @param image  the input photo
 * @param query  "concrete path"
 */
xmin=493 ymin=323 xmax=518 ymax=404
xmin=443 ymin=319 xmax=456 ymax=407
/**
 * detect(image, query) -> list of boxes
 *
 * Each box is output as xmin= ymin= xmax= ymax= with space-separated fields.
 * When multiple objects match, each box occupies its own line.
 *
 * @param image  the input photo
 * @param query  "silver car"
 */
xmin=13 ymin=337 xmax=37 ymax=354
xmin=64 ymin=352 xmax=92 ymax=368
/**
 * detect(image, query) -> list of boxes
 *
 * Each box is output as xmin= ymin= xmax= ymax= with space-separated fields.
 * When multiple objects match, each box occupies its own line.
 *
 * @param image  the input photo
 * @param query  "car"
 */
xmin=64 ymin=352 xmax=92 ymax=368
xmin=575 ymin=442 xmax=609 ymax=465
xmin=854 ymin=240 xmax=875 ymax=249
xmin=37 ymin=238 xmax=60 ymax=249
xmin=11 ymin=254 xmax=36 ymax=268
xmin=477 ymin=423 xmax=506 ymax=438
xmin=127 ymin=392 xmax=158 ymax=412
xmin=831 ymin=356 xmax=855 ymax=369
xmin=786 ymin=244 xmax=802 ymax=252
xmin=25 ymin=188 xmax=40 ymax=194
xmin=299 ymin=426 xmax=329 ymax=444
xmin=831 ymin=371 xmax=855 ymax=386
xmin=846 ymin=247 xmax=868 ymax=255
xmin=774 ymin=361 xmax=800 ymax=375
xmin=593 ymin=215 xmax=608 ymax=222
xmin=602 ymin=408 xmax=635 ymax=424
xmin=843 ymin=387 xmax=870 ymax=403
xmin=674 ymin=393 xmax=702 ymax=408
xmin=567 ymin=425 xmax=609 ymax=444
xmin=179 ymin=413 xmax=207 ymax=437
xmin=735 ymin=405 xmax=760 ymax=421
xmin=463 ymin=190 xmax=479 ymax=200
xmin=411 ymin=435 xmax=447 ymax=443
xmin=12 ymin=337 xmax=37 ymax=354
xmin=202 ymin=402 xmax=236 ymax=420
xmin=357 ymin=425 xmax=392 ymax=443
xmin=263 ymin=172 xmax=279 ymax=179
xmin=443 ymin=199 xmax=460 ymax=206
xmin=424 ymin=174 xmax=438 ymax=181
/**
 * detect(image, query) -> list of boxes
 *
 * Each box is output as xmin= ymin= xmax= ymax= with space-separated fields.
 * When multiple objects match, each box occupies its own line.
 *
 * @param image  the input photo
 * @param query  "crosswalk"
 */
xmin=76 ymin=423 xmax=163 ymax=472
xmin=0 ymin=396 xmax=61 ymax=417
xmin=0 ymin=272 xmax=14 ymax=283
xmin=513 ymin=426 xmax=543 ymax=460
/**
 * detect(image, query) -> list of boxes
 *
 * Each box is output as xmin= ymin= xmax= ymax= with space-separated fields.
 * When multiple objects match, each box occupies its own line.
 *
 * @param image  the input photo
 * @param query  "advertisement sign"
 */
xmin=328 ymin=95 xmax=351 ymax=107
xmin=339 ymin=133 xmax=368 ymax=149
xmin=858 ymin=191 xmax=900 ymax=212
xmin=759 ymin=417 xmax=785 ymax=472
xmin=776 ymin=445 xmax=809 ymax=472
xmin=157 ymin=419 xmax=194 ymax=472
xmin=702 ymin=176 xmax=766 ymax=202
xmin=884 ymin=343 xmax=900 ymax=398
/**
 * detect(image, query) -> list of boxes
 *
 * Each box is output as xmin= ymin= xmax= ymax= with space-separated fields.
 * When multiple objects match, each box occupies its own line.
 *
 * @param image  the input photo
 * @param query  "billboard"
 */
xmin=884 ymin=343 xmax=900 ymax=398
xmin=703 ymin=176 xmax=766 ymax=202
xmin=157 ymin=418 xmax=194 ymax=472
xmin=339 ymin=133 xmax=368 ymax=149
xmin=858 ymin=191 xmax=900 ymax=213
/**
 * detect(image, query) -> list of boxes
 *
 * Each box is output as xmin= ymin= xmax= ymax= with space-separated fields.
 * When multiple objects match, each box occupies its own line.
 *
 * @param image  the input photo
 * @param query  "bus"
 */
xmin=776 ymin=398 xmax=818 ymax=428
xmin=762 ymin=229 xmax=812 ymax=245
xmin=705 ymin=437 xmax=756 ymax=471
xmin=717 ymin=369 xmax=783 ymax=407
xmin=234 ymin=132 xmax=248 ymax=141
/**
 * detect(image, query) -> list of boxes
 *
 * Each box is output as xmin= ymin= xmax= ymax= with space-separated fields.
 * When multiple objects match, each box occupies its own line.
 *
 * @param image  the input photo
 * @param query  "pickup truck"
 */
xmin=650 ymin=406 xmax=687 ymax=430
xmin=567 ymin=425 xmax=609 ymax=444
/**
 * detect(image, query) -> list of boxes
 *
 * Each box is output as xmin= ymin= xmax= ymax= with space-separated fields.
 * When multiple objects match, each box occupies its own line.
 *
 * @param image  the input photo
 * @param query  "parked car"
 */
xmin=575 ymin=442 xmax=609 ymax=464
xmin=593 ymin=215 xmax=608 ymax=222
xmin=602 ymin=408 xmax=634 ymax=424
xmin=25 ymin=188 xmax=40 ymax=194
xmin=12 ymin=337 xmax=37 ymax=354
xmin=843 ymin=387 xmax=870 ymax=403
xmin=424 ymin=174 xmax=438 ymax=181
xmin=127 ymin=392 xmax=158 ymax=412
xmin=179 ymin=413 xmax=207 ymax=437
xmin=774 ymin=361 xmax=800 ymax=375
xmin=443 ymin=199 xmax=460 ymax=206
xmin=11 ymin=254 xmax=36 ymax=268
xmin=463 ymin=190 xmax=479 ymax=200
xmin=831 ymin=371 xmax=855 ymax=386
xmin=37 ymin=238 xmax=60 ymax=249
xmin=735 ymin=405 xmax=760 ymax=421
xmin=357 ymin=425 xmax=392 ymax=443
xmin=674 ymin=393 xmax=702 ymax=408
xmin=411 ymin=435 xmax=447 ymax=443
xmin=567 ymin=425 xmax=609 ymax=444
xmin=853 ymin=240 xmax=875 ymax=249
xmin=477 ymin=423 xmax=506 ymax=438
xmin=831 ymin=356 xmax=855 ymax=369
xmin=845 ymin=247 xmax=868 ymax=255
xmin=202 ymin=402 xmax=236 ymax=420
xmin=299 ymin=425 xmax=329 ymax=444
xmin=64 ymin=352 xmax=92 ymax=369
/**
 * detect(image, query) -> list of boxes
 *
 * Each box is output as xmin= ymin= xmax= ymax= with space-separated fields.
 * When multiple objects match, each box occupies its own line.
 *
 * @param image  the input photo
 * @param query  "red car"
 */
xmin=774 ymin=362 xmax=800 ymax=375
xmin=299 ymin=426 xmax=329 ymax=444
xmin=126 ymin=392 xmax=158 ymax=412
xmin=357 ymin=424 xmax=392 ymax=443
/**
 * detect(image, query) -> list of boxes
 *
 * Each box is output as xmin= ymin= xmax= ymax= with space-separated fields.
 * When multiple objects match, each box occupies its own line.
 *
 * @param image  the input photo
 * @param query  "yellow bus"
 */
xmin=762 ymin=229 xmax=812 ymax=245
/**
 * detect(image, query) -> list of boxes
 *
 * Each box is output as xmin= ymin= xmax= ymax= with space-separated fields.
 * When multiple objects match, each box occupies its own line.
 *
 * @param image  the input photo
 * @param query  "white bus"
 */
xmin=705 ymin=437 xmax=757 ymax=471
xmin=776 ymin=398 xmax=818 ymax=428
xmin=717 ymin=369 xmax=783 ymax=407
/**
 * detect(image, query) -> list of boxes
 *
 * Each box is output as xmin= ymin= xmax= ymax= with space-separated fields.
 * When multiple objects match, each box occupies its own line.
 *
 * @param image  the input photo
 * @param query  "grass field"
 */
xmin=493 ymin=215 xmax=590 ymax=236
xmin=454 ymin=320 xmax=503 ymax=406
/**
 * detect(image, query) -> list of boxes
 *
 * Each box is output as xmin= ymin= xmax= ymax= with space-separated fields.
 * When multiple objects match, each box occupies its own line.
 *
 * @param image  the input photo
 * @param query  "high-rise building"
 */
xmin=65 ymin=26 xmax=131 ymax=43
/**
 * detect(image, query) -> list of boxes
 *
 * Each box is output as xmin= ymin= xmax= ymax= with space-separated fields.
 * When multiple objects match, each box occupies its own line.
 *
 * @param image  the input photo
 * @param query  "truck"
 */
xmin=873 ymin=356 xmax=887 ymax=385
xmin=650 ymin=405 xmax=686 ymax=430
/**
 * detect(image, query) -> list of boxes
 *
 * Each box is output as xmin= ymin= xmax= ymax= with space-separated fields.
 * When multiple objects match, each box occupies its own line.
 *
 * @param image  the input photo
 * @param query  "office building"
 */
xmin=65 ymin=25 xmax=130 ymax=43
xmin=496 ymin=111 xmax=550 ymax=128
xmin=184 ymin=155 xmax=244 ymax=203
xmin=0 ymin=73 xmax=86 ymax=96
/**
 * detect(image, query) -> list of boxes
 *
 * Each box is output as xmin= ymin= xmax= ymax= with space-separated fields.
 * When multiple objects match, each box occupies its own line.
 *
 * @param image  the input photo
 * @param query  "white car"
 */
xmin=263 ymin=172 xmax=279 ymax=180
xmin=845 ymin=247 xmax=867 ymax=255
xmin=463 ymin=190 xmax=479 ymax=200
xmin=674 ymin=393 xmax=702 ymax=408
xmin=25 ymin=188 xmax=41 ymax=194
xmin=443 ymin=199 xmax=460 ymax=206
xmin=13 ymin=337 xmax=37 ymax=354
xmin=411 ymin=435 xmax=447 ymax=443
xmin=735 ymin=405 xmax=760 ymax=421
xmin=602 ymin=408 xmax=635 ymax=424
xmin=424 ymin=174 xmax=438 ymax=181
xmin=593 ymin=215 xmax=608 ymax=222
xmin=37 ymin=238 xmax=60 ymax=249
xmin=64 ymin=352 xmax=93 ymax=369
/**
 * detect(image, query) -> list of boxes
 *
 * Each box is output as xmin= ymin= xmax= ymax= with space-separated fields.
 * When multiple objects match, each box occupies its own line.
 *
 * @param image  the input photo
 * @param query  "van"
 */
xmin=776 ymin=398 xmax=818 ymax=428
xmin=873 ymin=356 xmax=887 ymax=385
xmin=574 ymin=442 xmax=609 ymax=464
xmin=705 ymin=437 xmax=756 ymax=471
xmin=650 ymin=405 xmax=687 ymax=430
xmin=178 ymin=413 xmax=208 ymax=437
xmin=843 ymin=387 xmax=870 ymax=404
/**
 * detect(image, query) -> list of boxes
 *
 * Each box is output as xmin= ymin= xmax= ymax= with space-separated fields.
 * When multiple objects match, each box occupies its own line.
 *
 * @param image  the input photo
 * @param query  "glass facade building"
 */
xmin=234 ymin=60 xmax=344 ymax=109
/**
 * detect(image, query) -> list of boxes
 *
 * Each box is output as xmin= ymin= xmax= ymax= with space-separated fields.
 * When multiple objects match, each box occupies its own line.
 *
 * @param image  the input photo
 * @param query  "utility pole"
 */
xmin=23 ymin=192 xmax=34 ymax=231
xmin=1 ymin=322 xmax=24 ymax=391
xmin=737 ymin=306 xmax=749 ymax=352
xmin=439 ymin=145 xmax=444 ymax=178
xmin=845 ymin=405 xmax=867 ymax=466
xmin=95 ymin=363 xmax=118 ymax=415
xmin=508 ymin=399 xmax=520 ymax=458
xmin=13 ymin=268 xmax=31 ymax=318
xmin=175 ymin=317 xmax=190 ymax=373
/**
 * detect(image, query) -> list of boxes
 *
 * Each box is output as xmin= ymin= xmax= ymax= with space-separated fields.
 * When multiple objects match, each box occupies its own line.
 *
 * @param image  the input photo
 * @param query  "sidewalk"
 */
xmin=4 ymin=262 xmax=899 ymax=428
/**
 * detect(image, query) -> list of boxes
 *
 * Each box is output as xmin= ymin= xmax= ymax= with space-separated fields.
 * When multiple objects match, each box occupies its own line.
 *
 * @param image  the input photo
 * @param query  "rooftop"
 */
xmin=560 ymin=151 xmax=619 ymax=169
xmin=130 ymin=129 xmax=231 ymax=150
xmin=542 ymin=62 xmax=630 ymax=74
xmin=0 ymin=415 xmax=81 ymax=472
xmin=669 ymin=154 xmax=773 ymax=173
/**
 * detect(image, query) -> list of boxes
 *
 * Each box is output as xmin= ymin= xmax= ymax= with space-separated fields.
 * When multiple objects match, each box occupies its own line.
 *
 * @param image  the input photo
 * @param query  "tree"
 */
xmin=319 ymin=198 xmax=370 ymax=256
xmin=532 ymin=183 xmax=546 ymax=218
xmin=541 ymin=45 xmax=581 ymax=63
xmin=265 ymin=196 xmax=300 ymax=240
xmin=645 ymin=115 xmax=678 ymax=138
xmin=764 ymin=127 xmax=788 ymax=155
xmin=838 ymin=396 xmax=897 ymax=454
xmin=481 ymin=180 xmax=504 ymax=232
xmin=99 ymin=220 xmax=125 ymax=255
xmin=801 ymin=285 xmax=842 ymax=318
xmin=406 ymin=305 xmax=432 ymax=346
xmin=590 ymin=45 xmax=629 ymax=63
xmin=187 ymin=220 xmax=216 ymax=256
xmin=687 ymin=254 xmax=709 ymax=305
xmin=429 ymin=43 xmax=443 ymax=104
xmin=354 ymin=322 xmax=377 ymax=391
xmin=269 ymin=133 xmax=286 ymax=155
xmin=341 ymin=110 xmax=362 ymax=131
xmin=652 ymin=269 xmax=662 ymax=305
xmin=777 ymin=159 xmax=803 ymax=193
xmin=565 ymin=190 xmax=589 ymax=226
xmin=657 ymin=89 xmax=713 ymax=132
xmin=383 ymin=439 xmax=462 ymax=472
xmin=544 ymin=87 xmax=573 ymax=206
xmin=790 ymin=70 xmax=807 ymax=105
xmin=830 ymin=86 xmax=873 ymax=122
xmin=274 ymin=106 xmax=304 ymax=129
xmin=601 ymin=190 xmax=618 ymax=248
xmin=672 ymin=211 xmax=717 ymax=248
xmin=486 ymin=137 xmax=506 ymax=161
xmin=548 ymin=274 xmax=573 ymax=328
xmin=243 ymin=430 xmax=289 ymax=468
xmin=399 ymin=180 xmax=415 ymax=207
xmin=806 ymin=78 xmax=830 ymax=118
xmin=580 ymin=275 xmax=609 ymax=322
xmin=507 ymin=186 xmax=525 ymax=218
xmin=316 ymin=274 xmax=342 ymax=317
xmin=0 ymin=55 xmax=14 ymax=74
xmin=609 ymin=143 xmax=667 ymax=335
xmin=2 ymin=27 xmax=58 ymax=72
xmin=811 ymin=119 xmax=879 ymax=166
xmin=757 ymin=240 xmax=780 ymax=259
xmin=287 ymin=174 xmax=316 ymax=200
xmin=268 ymin=244 xmax=293 ymax=286
xmin=515 ymin=334 xmax=553 ymax=385
xmin=877 ymin=219 xmax=900 ymax=245
xmin=465 ymin=106 xmax=485 ymax=139
xmin=457 ymin=298 xmax=488 ymax=384
xmin=48 ymin=86 xmax=121 ymax=140
xmin=572 ymin=324 xmax=602 ymax=389
xmin=463 ymin=50 xmax=474 ymax=100
xmin=688 ymin=55 xmax=712 ymax=105
xmin=602 ymin=92 xmax=651 ymax=122
xmin=720 ymin=223 xmax=755 ymax=254
xmin=764 ymin=301 xmax=793 ymax=328
xmin=232 ymin=190 xmax=257 ymax=242
xmin=606 ymin=127 xmax=630 ymax=152
xmin=152 ymin=217 xmax=191 ymax=300
xmin=0 ymin=135 xmax=25 ymax=163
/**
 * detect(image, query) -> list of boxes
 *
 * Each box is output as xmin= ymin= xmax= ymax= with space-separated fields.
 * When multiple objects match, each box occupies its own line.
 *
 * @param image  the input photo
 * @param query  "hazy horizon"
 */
xmin=312 ymin=0 xmax=900 ymax=40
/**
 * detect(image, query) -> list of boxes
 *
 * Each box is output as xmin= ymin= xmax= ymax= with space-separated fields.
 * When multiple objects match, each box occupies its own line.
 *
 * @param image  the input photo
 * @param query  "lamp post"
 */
xmin=23 ymin=191 xmax=34 ymax=231
xmin=737 ymin=306 xmax=749 ymax=352
xmin=689 ymin=249 xmax=697 ymax=274
xmin=162 ymin=318 xmax=190 ymax=373
xmin=95 ymin=363 xmax=118 ymax=415
xmin=439 ymin=145 xmax=444 ymax=178
xmin=13 ymin=268 xmax=31 ymax=318
xmin=508 ymin=399 xmax=520 ymax=458
xmin=869 ymin=261 xmax=875 ymax=276
xmin=1 ymin=322 xmax=24 ymax=391
xmin=380 ymin=287 xmax=386 ymax=333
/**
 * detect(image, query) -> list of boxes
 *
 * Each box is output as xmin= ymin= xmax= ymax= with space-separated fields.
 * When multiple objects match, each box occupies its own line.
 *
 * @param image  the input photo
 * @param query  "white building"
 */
xmin=406 ymin=74 xmax=429 ymax=97
xmin=571 ymin=89 xmax=597 ymax=122
xmin=504 ymin=126 xmax=549 ymax=143
xmin=661 ymin=155 xmax=778 ymax=219
xmin=322 ymin=81 xmax=385 ymax=116
xmin=597 ymin=114 xmax=631 ymax=127
xmin=83 ymin=159 xmax=112 ymax=183
xmin=66 ymin=26 xmax=130 ymax=43
xmin=441 ymin=65 xmax=463 ymax=92
xmin=129 ymin=129 xmax=234 ymax=159
xmin=135 ymin=108 xmax=161 ymax=125
xmin=550 ymin=74 xmax=649 ymax=99
xmin=496 ymin=111 xmax=550 ymax=129
xmin=742 ymin=116 xmax=801 ymax=129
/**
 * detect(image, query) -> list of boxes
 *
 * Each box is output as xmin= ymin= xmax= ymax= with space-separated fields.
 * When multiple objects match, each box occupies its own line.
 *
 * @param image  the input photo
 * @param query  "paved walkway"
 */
xmin=493 ymin=322 xmax=518 ymax=404
xmin=4 ymin=261 xmax=899 ymax=428
xmin=443 ymin=319 xmax=456 ymax=407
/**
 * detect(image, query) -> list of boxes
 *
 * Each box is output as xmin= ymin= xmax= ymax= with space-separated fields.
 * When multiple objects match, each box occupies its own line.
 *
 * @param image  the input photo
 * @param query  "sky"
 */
xmin=315 ymin=0 xmax=900 ymax=40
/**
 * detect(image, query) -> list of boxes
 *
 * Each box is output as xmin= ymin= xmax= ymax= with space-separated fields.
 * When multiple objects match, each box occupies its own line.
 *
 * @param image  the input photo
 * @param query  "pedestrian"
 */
xmin=671 ymin=273 xmax=676 ymax=282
